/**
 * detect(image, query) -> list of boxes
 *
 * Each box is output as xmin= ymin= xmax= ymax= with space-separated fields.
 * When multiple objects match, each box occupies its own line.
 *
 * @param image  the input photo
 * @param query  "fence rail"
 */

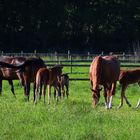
xmin=1 ymin=52 xmax=140 ymax=80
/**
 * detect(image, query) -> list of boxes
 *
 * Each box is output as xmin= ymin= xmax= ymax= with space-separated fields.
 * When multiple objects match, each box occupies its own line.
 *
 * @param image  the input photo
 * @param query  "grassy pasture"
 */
xmin=0 ymin=67 xmax=140 ymax=140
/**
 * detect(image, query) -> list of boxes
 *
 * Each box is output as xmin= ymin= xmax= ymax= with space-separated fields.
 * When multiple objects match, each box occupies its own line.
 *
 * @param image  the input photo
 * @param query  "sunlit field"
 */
xmin=0 ymin=67 xmax=140 ymax=140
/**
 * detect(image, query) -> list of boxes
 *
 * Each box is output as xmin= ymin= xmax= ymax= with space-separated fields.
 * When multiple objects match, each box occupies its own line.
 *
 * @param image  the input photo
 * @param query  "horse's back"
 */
xmin=119 ymin=69 xmax=140 ymax=84
xmin=90 ymin=55 xmax=120 ymax=84
xmin=36 ymin=68 xmax=49 ymax=85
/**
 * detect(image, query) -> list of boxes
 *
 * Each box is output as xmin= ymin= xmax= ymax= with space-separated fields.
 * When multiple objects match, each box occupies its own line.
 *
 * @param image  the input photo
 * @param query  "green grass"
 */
xmin=1 ymin=78 xmax=140 ymax=139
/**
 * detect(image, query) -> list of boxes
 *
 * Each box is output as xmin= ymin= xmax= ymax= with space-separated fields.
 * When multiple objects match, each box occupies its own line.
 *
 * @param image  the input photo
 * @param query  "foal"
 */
xmin=54 ymin=73 xmax=69 ymax=99
xmin=34 ymin=65 xmax=63 ymax=105
xmin=118 ymin=69 xmax=140 ymax=108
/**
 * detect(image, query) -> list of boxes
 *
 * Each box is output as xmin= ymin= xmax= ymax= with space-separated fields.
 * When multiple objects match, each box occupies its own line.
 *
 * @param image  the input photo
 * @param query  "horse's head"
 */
xmin=90 ymin=87 xmax=102 ymax=107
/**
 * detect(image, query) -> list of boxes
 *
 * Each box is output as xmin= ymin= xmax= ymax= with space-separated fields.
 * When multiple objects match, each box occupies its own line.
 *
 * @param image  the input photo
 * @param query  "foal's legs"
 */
xmin=61 ymin=85 xmax=65 ymax=99
xmin=118 ymin=84 xmax=129 ymax=108
xmin=53 ymin=85 xmax=59 ymax=103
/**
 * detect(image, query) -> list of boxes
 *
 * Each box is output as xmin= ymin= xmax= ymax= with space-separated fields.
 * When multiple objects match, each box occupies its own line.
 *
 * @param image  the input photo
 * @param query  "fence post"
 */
xmin=54 ymin=51 xmax=58 ymax=64
xmin=70 ymin=55 xmax=72 ymax=74
xmin=21 ymin=51 xmax=23 ymax=56
xmin=123 ymin=52 xmax=125 ymax=60
xmin=87 ymin=52 xmax=90 ymax=60
xmin=134 ymin=51 xmax=137 ymax=63
xmin=68 ymin=50 xmax=70 ymax=60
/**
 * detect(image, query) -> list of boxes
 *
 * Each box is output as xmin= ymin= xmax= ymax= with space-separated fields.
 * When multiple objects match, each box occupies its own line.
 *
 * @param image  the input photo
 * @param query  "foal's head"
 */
xmin=51 ymin=65 xmax=63 ymax=79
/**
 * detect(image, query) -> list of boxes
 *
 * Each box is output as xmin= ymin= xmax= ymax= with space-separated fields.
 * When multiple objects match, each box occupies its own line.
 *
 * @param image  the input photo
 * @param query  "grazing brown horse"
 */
xmin=0 ymin=56 xmax=46 ymax=100
xmin=118 ymin=69 xmax=140 ymax=108
xmin=89 ymin=55 xmax=120 ymax=109
xmin=34 ymin=65 xmax=63 ymax=105
xmin=54 ymin=73 xmax=69 ymax=99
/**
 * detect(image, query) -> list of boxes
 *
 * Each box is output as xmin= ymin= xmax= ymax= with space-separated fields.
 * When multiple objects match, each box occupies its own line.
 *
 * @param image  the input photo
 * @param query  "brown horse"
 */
xmin=118 ymin=69 xmax=140 ymax=108
xmin=89 ymin=55 xmax=120 ymax=109
xmin=0 ymin=56 xmax=26 ymax=96
xmin=54 ymin=73 xmax=69 ymax=99
xmin=0 ymin=56 xmax=46 ymax=100
xmin=34 ymin=65 xmax=63 ymax=105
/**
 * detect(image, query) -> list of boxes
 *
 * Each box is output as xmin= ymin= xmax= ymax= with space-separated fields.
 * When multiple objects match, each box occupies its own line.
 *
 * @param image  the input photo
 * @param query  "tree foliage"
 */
xmin=0 ymin=0 xmax=139 ymax=53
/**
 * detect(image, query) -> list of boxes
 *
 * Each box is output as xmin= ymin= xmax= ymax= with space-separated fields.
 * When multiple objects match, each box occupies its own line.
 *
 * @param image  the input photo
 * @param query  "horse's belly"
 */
xmin=2 ymin=70 xmax=18 ymax=79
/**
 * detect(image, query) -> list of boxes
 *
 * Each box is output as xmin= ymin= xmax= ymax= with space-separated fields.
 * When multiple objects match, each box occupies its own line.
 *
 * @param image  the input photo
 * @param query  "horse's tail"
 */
xmin=0 ymin=61 xmax=27 ymax=71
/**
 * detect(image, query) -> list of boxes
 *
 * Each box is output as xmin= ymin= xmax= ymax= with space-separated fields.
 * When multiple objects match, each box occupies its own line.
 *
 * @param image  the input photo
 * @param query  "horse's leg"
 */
xmin=33 ymin=81 xmax=36 ymax=102
xmin=58 ymin=84 xmax=61 ymax=98
xmin=8 ymin=80 xmax=16 ymax=98
xmin=24 ymin=79 xmax=30 ymax=101
xmin=39 ymin=80 xmax=43 ymax=100
xmin=106 ymin=89 xmax=110 ymax=109
xmin=108 ymin=82 xmax=117 ymax=109
xmin=54 ymin=88 xmax=56 ymax=99
xmin=17 ymin=72 xmax=24 ymax=86
xmin=54 ymin=85 xmax=59 ymax=103
xmin=0 ymin=79 xmax=2 ymax=95
xmin=124 ymin=95 xmax=131 ymax=107
xmin=118 ymin=84 xmax=127 ymax=109
xmin=65 ymin=84 xmax=69 ymax=98
xmin=136 ymin=82 xmax=140 ymax=108
xmin=103 ymin=85 xmax=108 ymax=109
xmin=48 ymin=85 xmax=51 ymax=105
xmin=34 ymin=84 xmax=39 ymax=105
xmin=136 ymin=99 xmax=140 ymax=108
xmin=61 ymin=85 xmax=65 ymax=99
xmin=43 ymin=84 xmax=47 ymax=105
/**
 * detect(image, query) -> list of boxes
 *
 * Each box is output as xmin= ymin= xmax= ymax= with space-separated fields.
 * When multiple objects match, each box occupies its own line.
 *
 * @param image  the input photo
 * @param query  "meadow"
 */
xmin=0 ymin=66 xmax=140 ymax=140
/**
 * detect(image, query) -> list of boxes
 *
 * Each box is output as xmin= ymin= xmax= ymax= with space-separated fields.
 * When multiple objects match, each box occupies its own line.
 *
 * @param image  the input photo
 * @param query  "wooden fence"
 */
xmin=1 ymin=52 xmax=140 ymax=80
xmin=44 ymin=59 xmax=140 ymax=81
